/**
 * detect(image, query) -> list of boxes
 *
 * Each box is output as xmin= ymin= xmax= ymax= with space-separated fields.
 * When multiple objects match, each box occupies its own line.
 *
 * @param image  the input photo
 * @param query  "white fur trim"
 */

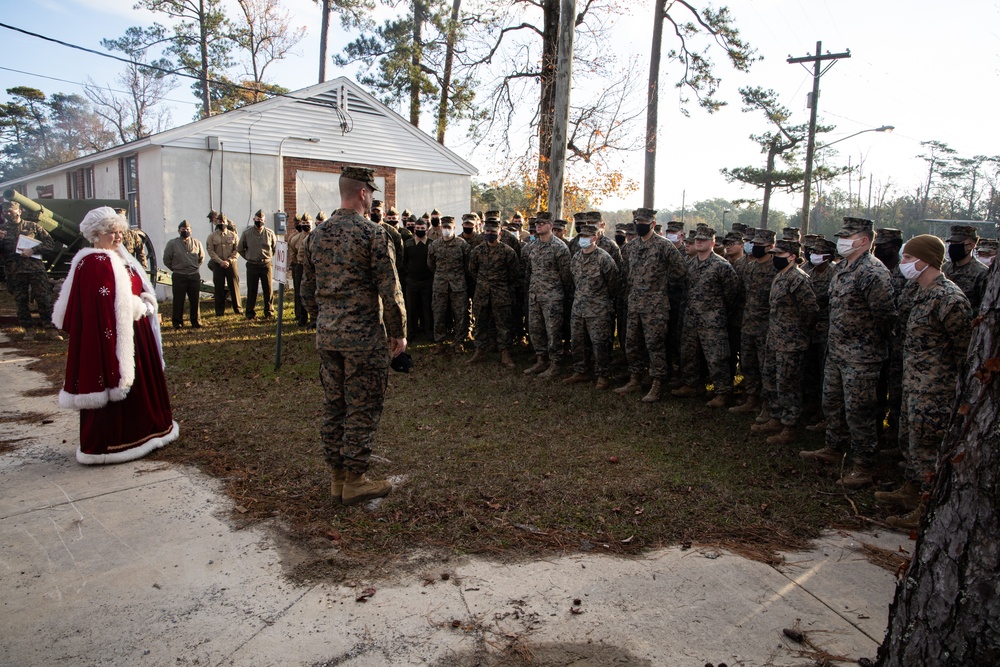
xmin=76 ymin=420 xmax=179 ymax=465
xmin=131 ymin=295 xmax=146 ymax=320
xmin=59 ymin=388 xmax=110 ymax=410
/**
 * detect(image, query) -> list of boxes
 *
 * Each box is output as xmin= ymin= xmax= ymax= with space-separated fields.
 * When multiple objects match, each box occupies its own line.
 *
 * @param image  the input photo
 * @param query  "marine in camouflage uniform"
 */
xmin=121 ymin=227 xmax=148 ymax=268
xmin=873 ymin=228 xmax=905 ymax=441
xmin=664 ymin=220 xmax=687 ymax=381
xmin=672 ymin=226 xmax=739 ymax=406
xmin=728 ymin=228 xmax=778 ymax=416
xmin=564 ymin=223 xmax=620 ymax=388
xmin=942 ymin=224 xmax=989 ymax=312
xmin=0 ymin=201 xmax=60 ymax=338
xmin=427 ymin=216 xmax=471 ymax=351
xmin=467 ymin=219 xmax=520 ymax=367
xmin=300 ymin=166 xmax=405 ymax=505
xmin=521 ymin=212 xmax=572 ymax=377
xmin=802 ymin=237 xmax=836 ymax=422
xmin=876 ymin=235 xmax=972 ymax=530
xmin=616 ymin=209 xmax=687 ymax=402
xmin=801 ymin=217 xmax=897 ymax=489
xmin=755 ymin=240 xmax=819 ymax=444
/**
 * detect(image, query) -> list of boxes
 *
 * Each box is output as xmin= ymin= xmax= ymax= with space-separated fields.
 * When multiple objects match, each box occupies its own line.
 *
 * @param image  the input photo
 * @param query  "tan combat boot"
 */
xmin=641 ymin=379 xmax=663 ymax=403
xmin=594 ymin=377 xmax=610 ymax=391
xmin=670 ymin=385 xmax=700 ymax=398
xmin=728 ymin=393 xmax=759 ymax=414
xmin=44 ymin=328 xmax=64 ymax=341
xmin=874 ymin=480 xmax=921 ymax=511
xmin=23 ymin=328 xmax=34 ymax=342
xmin=330 ymin=468 xmax=347 ymax=503
xmin=805 ymin=419 xmax=828 ymax=432
xmin=754 ymin=404 xmax=772 ymax=424
xmin=467 ymin=348 xmax=487 ymax=364
xmin=562 ymin=372 xmax=590 ymax=384
xmin=750 ymin=418 xmax=782 ymax=434
xmin=614 ymin=373 xmax=643 ymax=394
xmin=838 ymin=465 xmax=875 ymax=489
xmin=886 ymin=502 xmax=925 ymax=532
xmin=706 ymin=394 xmax=728 ymax=408
xmin=524 ymin=355 xmax=548 ymax=375
xmin=765 ymin=426 xmax=798 ymax=445
xmin=342 ymin=471 xmax=392 ymax=506
xmin=799 ymin=446 xmax=842 ymax=464
xmin=500 ymin=350 xmax=515 ymax=368
xmin=537 ymin=361 xmax=561 ymax=379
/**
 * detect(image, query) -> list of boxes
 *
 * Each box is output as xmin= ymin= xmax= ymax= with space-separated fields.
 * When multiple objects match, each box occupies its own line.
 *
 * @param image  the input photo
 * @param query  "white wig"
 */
xmin=80 ymin=206 xmax=127 ymax=243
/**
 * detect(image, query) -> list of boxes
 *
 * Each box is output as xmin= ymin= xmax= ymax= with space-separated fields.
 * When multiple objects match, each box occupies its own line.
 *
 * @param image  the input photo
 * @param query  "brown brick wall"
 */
xmin=282 ymin=158 xmax=396 ymax=215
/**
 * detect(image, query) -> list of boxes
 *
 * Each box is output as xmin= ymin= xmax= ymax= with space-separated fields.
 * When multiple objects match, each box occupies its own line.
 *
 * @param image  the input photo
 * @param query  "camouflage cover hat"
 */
xmin=976 ymin=238 xmax=998 ymax=252
xmin=585 ymin=211 xmax=603 ymax=222
xmin=694 ymin=226 xmax=716 ymax=241
xmin=874 ymin=228 xmax=903 ymax=245
xmin=341 ymin=166 xmax=379 ymax=191
xmin=834 ymin=216 xmax=874 ymax=238
xmin=684 ymin=229 xmax=697 ymax=241
xmin=751 ymin=228 xmax=776 ymax=245
xmin=781 ymin=227 xmax=801 ymax=241
xmin=440 ymin=216 xmax=455 ymax=225
xmin=483 ymin=219 xmax=501 ymax=231
xmin=665 ymin=220 xmax=684 ymax=233
xmin=535 ymin=211 xmax=552 ymax=221
xmin=767 ymin=239 xmax=801 ymax=256
xmin=615 ymin=223 xmax=628 ymax=232
xmin=552 ymin=219 xmax=567 ymax=230
xmin=462 ymin=213 xmax=479 ymax=221
xmin=578 ymin=223 xmax=598 ymax=235
xmin=2 ymin=200 xmax=19 ymax=210
xmin=386 ymin=206 xmax=398 ymax=216
xmin=625 ymin=222 xmax=637 ymax=234
xmin=572 ymin=211 xmax=587 ymax=222
xmin=812 ymin=238 xmax=837 ymax=255
xmin=632 ymin=208 xmax=657 ymax=222
xmin=803 ymin=233 xmax=821 ymax=247
xmin=730 ymin=222 xmax=748 ymax=234
xmin=431 ymin=208 xmax=442 ymax=216
xmin=484 ymin=210 xmax=500 ymax=219
xmin=723 ymin=231 xmax=744 ymax=244
xmin=654 ymin=224 xmax=664 ymax=232
xmin=947 ymin=224 xmax=979 ymax=243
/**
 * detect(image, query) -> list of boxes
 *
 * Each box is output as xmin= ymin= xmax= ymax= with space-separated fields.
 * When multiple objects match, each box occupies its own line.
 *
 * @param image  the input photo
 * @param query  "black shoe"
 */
xmin=172 ymin=324 xmax=182 ymax=329
xmin=192 ymin=323 xmax=203 ymax=329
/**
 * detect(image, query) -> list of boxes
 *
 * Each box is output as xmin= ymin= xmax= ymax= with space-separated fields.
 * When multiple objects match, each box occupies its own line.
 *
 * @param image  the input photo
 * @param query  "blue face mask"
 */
xmin=578 ymin=236 xmax=593 ymax=249
xmin=743 ymin=241 xmax=753 ymax=255
xmin=529 ymin=235 xmax=536 ymax=242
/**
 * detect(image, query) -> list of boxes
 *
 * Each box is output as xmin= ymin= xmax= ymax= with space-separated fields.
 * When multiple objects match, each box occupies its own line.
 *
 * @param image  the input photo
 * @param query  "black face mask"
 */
xmin=179 ymin=230 xmax=190 ymax=238
xmin=948 ymin=243 xmax=968 ymax=262
xmin=254 ymin=220 xmax=263 ymax=228
xmin=463 ymin=226 xmax=474 ymax=234
xmin=406 ymin=224 xmax=415 ymax=233
xmin=415 ymin=229 xmax=427 ymax=238
xmin=751 ymin=245 xmax=767 ymax=259
xmin=772 ymin=255 xmax=790 ymax=271
xmin=873 ymin=245 xmax=898 ymax=264
xmin=430 ymin=218 xmax=440 ymax=227
xmin=215 ymin=224 xmax=225 ymax=231
xmin=635 ymin=223 xmax=652 ymax=237
xmin=484 ymin=233 xmax=498 ymax=244
xmin=370 ymin=212 xmax=382 ymax=223
xmin=615 ymin=234 xmax=626 ymax=246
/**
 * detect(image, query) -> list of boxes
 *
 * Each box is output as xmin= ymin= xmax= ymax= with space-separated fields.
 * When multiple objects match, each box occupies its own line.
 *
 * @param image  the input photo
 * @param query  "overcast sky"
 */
xmin=2 ymin=0 xmax=998 ymax=215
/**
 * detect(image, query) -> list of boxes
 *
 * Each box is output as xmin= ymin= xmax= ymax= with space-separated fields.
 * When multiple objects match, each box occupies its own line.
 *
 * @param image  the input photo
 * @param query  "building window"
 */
xmin=124 ymin=156 xmax=138 ymax=228
xmin=35 ymin=185 xmax=54 ymax=199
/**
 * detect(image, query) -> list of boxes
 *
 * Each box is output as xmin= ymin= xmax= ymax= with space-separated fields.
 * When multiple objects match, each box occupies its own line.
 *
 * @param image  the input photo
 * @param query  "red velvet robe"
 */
xmin=53 ymin=248 xmax=178 ymax=464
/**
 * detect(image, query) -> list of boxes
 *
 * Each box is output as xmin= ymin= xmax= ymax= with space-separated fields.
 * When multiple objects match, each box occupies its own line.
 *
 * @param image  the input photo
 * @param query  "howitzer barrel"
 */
xmin=2 ymin=188 xmax=81 ymax=245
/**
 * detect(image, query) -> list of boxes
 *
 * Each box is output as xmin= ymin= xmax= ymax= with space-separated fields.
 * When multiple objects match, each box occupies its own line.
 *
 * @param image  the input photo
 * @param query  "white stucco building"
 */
xmin=0 ymin=77 xmax=477 ymax=291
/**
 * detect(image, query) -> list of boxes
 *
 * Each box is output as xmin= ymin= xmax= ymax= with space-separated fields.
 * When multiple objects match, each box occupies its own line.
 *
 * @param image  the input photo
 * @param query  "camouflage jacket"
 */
xmin=522 ymin=237 xmax=572 ymax=303
xmin=301 ymin=208 xmax=405 ymax=351
xmin=804 ymin=261 xmax=835 ymax=343
xmin=622 ymin=234 xmax=686 ymax=314
xmin=685 ymin=252 xmax=740 ymax=329
xmin=427 ymin=236 xmax=469 ymax=291
xmin=0 ymin=219 xmax=54 ymax=276
xmin=570 ymin=247 xmax=620 ymax=318
xmin=459 ymin=232 xmax=484 ymax=250
xmin=827 ymin=251 xmax=896 ymax=363
xmin=121 ymin=228 xmax=148 ymax=268
xmin=468 ymin=241 xmax=519 ymax=306
xmin=943 ymin=257 xmax=989 ymax=312
xmin=380 ymin=221 xmax=404 ymax=274
xmin=739 ymin=257 xmax=778 ymax=337
xmin=767 ymin=266 xmax=819 ymax=352
xmin=500 ymin=229 xmax=522 ymax=256
xmin=568 ymin=234 xmax=623 ymax=268
xmin=902 ymin=274 xmax=972 ymax=398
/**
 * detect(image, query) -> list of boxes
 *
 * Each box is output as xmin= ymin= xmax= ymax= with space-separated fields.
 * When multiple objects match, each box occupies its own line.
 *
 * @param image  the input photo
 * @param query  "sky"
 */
xmin=2 ymin=0 xmax=999 ymax=216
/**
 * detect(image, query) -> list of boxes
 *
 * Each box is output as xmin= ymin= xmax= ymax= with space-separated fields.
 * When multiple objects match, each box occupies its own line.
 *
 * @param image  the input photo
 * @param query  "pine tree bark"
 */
xmin=436 ymin=0 xmax=461 ymax=144
xmin=643 ymin=0 xmax=666 ymax=209
xmin=877 ymin=265 xmax=1000 ymax=666
xmin=319 ymin=0 xmax=331 ymax=83
xmin=410 ymin=0 xmax=425 ymax=127
xmin=536 ymin=0 xmax=560 ymax=179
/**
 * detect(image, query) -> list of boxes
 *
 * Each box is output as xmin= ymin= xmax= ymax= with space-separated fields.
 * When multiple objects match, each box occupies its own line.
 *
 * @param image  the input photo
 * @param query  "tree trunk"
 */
xmin=319 ymin=0 xmax=331 ymax=83
xmin=643 ymin=0 xmax=665 ymax=209
xmin=536 ymin=0 xmax=560 ymax=179
xmin=409 ymin=0 xmax=424 ymax=127
xmin=199 ymin=0 xmax=212 ymax=117
xmin=922 ymin=158 xmax=935 ymax=220
xmin=760 ymin=139 xmax=778 ymax=229
xmin=876 ymin=265 xmax=1000 ymax=665
xmin=436 ymin=0 xmax=461 ymax=144
xmin=547 ymin=0 xmax=576 ymax=221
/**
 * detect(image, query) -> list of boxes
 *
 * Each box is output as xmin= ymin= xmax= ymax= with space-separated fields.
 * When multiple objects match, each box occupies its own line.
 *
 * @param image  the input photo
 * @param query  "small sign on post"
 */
xmin=274 ymin=241 xmax=288 ymax=370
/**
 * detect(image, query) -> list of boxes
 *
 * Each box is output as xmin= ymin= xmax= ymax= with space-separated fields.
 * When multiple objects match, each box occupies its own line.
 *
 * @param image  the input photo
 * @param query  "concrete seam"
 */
xmin=0 ymin=474 xmax=186 ymax=521
xmin=771 ymin=564 xmax=881 ymax=644
xmin=212 ymin=584 xmax=319 ymax=667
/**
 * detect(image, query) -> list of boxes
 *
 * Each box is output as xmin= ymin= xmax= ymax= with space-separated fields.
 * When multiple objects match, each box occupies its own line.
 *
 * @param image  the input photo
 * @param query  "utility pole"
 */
xmin=788 ymin=41 xmax=850 ymax=235
xmin=318 ymin=0 xmax=331 ymax=83
xmin=547 ymin=0 xmax=576 ymax=220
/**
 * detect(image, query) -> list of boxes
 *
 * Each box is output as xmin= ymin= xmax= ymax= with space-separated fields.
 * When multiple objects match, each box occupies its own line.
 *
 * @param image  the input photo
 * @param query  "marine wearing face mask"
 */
xmin=941 ymin=224 xmax=988 ymax=312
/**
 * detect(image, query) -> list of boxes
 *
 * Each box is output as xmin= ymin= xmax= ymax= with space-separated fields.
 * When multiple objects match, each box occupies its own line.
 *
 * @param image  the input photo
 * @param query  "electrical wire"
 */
xmin=0 ymin=65 xmax=199 ymax=106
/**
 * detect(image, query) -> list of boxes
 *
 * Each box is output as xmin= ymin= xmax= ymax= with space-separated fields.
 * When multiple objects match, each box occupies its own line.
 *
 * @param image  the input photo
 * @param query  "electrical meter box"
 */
xmin=273 ymin=211 xmax=288 ymax=234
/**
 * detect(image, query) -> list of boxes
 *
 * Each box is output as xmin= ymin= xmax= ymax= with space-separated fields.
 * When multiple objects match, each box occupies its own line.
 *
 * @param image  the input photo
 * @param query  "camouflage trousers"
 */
xmin=886 ymin=344 xmax=905 ymax=440
xmin=614 ymin=294 xmax=627 ymax=352
xmin=433 ymin=285 xmax=469 ymax=344
xmin=318 ymin=348 xmax=389 ymax=474
xmin=8 ymin=272 xmax=54 ymax=328
xmin=680 ymin=321 xmax=732 ymax=393
xmin=739 ymin=331 xmax=767 ymax=395
xmin=571 ymin=311 xmax=614 ymax=377
xmin=626 ymin=310 xmax=669 ymax=379
xmin=900 ymin=387 xmax=952 ymax=490
xmin=822 ymin=360 xmax=882 ymax=467
xmin=527 ymin=298 xmax=564 ymax=360
xmin=763 ymin=348 xmax=806 ymax=426
xmin=472 ymin=295 xmax=513 ymax=351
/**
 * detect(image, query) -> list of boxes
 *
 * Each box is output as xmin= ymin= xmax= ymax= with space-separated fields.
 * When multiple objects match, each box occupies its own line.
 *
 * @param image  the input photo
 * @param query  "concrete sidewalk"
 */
xmin=0 ymin=333 xmax=907 ymax=667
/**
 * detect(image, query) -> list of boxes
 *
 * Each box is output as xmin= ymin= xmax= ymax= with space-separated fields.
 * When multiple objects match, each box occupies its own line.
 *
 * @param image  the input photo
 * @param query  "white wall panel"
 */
xmin=395 ymin=170 xmax=471 ymax=219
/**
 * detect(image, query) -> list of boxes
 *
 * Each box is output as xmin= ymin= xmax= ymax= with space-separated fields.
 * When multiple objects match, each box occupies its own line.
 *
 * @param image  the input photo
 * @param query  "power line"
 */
xmin=0 ymin=65 xmax=201 ymax=107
